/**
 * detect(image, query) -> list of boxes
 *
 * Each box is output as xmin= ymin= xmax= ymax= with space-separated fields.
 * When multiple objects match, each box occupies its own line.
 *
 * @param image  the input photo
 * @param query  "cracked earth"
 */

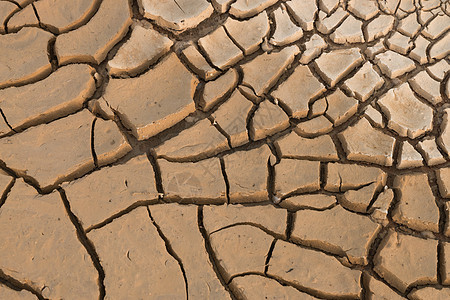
xmin=0 ymin=0 xmax=449 ymax=299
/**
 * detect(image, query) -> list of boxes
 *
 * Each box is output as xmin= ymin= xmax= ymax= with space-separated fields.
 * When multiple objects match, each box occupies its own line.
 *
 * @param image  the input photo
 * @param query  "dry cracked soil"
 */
xmin=0 ymin=0 xmax=450 ymax=299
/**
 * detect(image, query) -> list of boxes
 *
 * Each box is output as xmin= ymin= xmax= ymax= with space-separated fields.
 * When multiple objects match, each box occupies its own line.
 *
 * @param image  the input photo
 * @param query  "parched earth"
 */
xmin=0 ymin=0 xmax=449 ymax=299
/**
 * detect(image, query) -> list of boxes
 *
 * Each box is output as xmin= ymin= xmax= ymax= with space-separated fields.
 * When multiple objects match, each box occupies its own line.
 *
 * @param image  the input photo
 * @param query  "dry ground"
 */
xmin=0 ymin=0 xmax=450 ymax=299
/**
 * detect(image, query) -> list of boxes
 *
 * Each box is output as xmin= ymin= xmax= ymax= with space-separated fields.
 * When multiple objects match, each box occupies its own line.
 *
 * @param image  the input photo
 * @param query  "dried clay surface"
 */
xmin=0 ymin=0 xmax=449 ymax=299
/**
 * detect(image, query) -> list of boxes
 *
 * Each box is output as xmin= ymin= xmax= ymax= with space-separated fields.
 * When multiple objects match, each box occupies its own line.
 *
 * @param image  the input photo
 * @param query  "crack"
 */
xmin=85 ymin=198 xmax=159 ymax=233
xmin=358 ymin=271 xmax=367 ymax=300
xmin=2 ymin=2 xmax=20 ymax=34
xmin=110 ymin=49 xmax=172 ymax=80
xmin=86 ymin=201 xmax=285 ymax=234
xmin=264 ymin=239 xmax=277 ymax=274
xmin=319 ymin=162 xmax=328 ymax=189
xmin=360 ymin=271 xmax=370 ymax=300
xmin=230 ymin=271 xmax=351 ymax=300
xmin=173 ymin=0 xmax=186 ymax=14
xmin=267 ymin=137 xmax=282 ymax=162
xmin=437 ymin=241 xmax=444 ymax=285
xmin=91 ymin=118 xmax=99 ymax=168
xmin=426 ymin=171 xmax=447 ymax=239
xmin=0 ymin=269 xmax=46 ymax=300
xmin=192 ymin=79 xmax=205 ymax=109
xmin=246 ymin=103 xmax=259 ymax=142
xmin=238 ymin=83 xmax=260 ymax=103
xmin=223 ymin=23 xmax=246 ymax=54
xmin=268 ymin=270 xmax=360 ymax=300
xmin=330 ymin=132 xmax=348 ymax=161
xmin=366 ymin=182 xmax=389 ymax=213
xmin=404 ymin=280 xmax=444 ymax=296
xmin=196 ymin=41 xmax=223 ymax=72
xmin=46 ymin=37 xmax=58 ymax=72
xmin=57 ymin=188 xmax=106 ymax=300
xmin=146 ymin=206 xmax=188 ymax=300
xmin=264 ymin=51 xmax=304 ymax=101
xmin=0 ymin=177 xmax=15 ymax=209
xmin=209 ymin=221 xmax=285 ymax=240
xmin=441 ymin=71 xmax=450 ymax=103
xmin=155 ymin=132 xmax=280 ymax=164
xmin=7 ymin=0 xmax=103 ymax=35
xmin=280 ymin=198 xmax=338 ymax=212
xmin=360 ymin=227 xmax=409 ymax=298
xmin=209 ymin=116 xmax=233 ymax=149
xmin=285 ymin=211 xmax=295 ymax=240
xmin=267 ymin=153 xmax=277 ymax=203
xmin=391 ymin=137 xmax=403 ymax=169
xmin=30 ymin=2 xmax=40 ymax=23
xmin=197 ymin=206 xmax=238 ymax=300
xmin=146 ymin=150 xmax=165 ymax=198
xmin=219 ymin=157 xmax=231 ymax=204
xmin=4 ymin=0 xmax=21 ymax=8
xmin=0 ymin=108 xmax=16 ymax=133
